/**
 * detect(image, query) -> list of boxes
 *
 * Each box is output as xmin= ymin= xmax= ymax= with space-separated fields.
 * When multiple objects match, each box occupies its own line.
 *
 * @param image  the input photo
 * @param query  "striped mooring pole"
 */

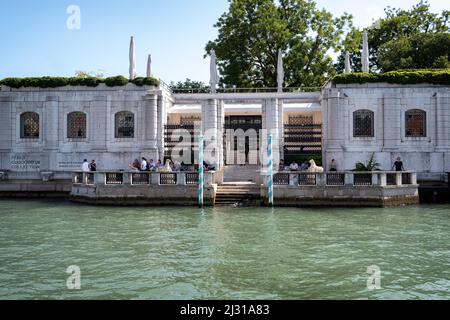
xmin=198 ymin=135 xmax=204 ymax=208
xmin=267 ymin=133 xmax=274 ymax=206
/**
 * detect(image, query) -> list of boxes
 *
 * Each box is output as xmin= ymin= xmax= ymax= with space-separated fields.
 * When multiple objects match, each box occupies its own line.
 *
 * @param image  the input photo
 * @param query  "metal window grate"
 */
xmin=298 ymin=173 xmax=317 ymax=186
xmin=186 ymin=173 xmax=199 ymax=185
xmin=132 ymin=173 xmax=150 ymax=185
xmin=353 ymin=110 xmax=374 ymax=137
xmin=160 ymin=173 xmax=177 ymax=185
xmin=106 ymin=173 xmax=123 ymax=185
xmin=387 ymin=173 xmax=397 ymax=186
xmin=353 ymin=173 xmax=373 ymax=186
xmin=274 ymin=173 xmax=290 ymax=185
xmin=115 ymin=112 xmax=134 ymax=138
xmin=20 ymin=112 xmax=39 ymax=139
xmin=405 ymin=109 xmax=426 ymax=137
xmin=68 ymin=112 xmax=87 ymax=139
xmin=402 ymin=173 xmax=412 ymax=185
xmin=326 ymin=173 xmax=345 ymax=186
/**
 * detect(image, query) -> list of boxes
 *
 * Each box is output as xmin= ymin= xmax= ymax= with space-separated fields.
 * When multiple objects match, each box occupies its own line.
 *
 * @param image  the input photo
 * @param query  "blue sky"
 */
xmin=0 ymin=0 xmax=448 ymax=83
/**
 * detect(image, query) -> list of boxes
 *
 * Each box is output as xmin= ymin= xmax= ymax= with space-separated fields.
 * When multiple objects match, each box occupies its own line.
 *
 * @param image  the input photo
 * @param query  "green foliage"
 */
xmin=170 ymin=78 xmax=209 ymax=91
xmin=333 ymin=70 xmax=450 ymax=85
xmin=0 ymin=76 xmax=159 ymax=89
xmin=206 ymin=0 xmax=353 ymax=88
xmin=131 ymin=77 xmax=160 ymax=87
xmin=104 ymin=76 xmax=129 ymax=87
xmin=354 ymin=153 xmax=380 ymax=172
xmin=336 ymin=0 xmax=450 ymax=72
xmin=378 ymin=33 xmax=450 ymax=71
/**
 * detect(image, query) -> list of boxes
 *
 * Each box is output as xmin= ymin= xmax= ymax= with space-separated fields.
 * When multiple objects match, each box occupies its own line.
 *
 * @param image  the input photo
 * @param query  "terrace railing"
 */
xmin=72 ymin=171 xmax=217 ymax=187
xmin=263 ymin=171 xmax=417 ymax=188
xmin=171 ymin=87 xmax=321 ymax=94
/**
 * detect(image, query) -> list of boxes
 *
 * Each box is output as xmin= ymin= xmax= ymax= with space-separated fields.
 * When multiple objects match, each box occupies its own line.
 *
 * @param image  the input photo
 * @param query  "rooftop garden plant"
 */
xmin=333 ymin=70 xmax=450 ymax=86
xmin=0 ymin=76 xmax=160 ymax=89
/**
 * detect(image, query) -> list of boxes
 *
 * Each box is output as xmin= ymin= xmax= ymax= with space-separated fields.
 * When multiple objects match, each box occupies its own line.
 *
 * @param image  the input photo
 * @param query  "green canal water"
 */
xmin=0 ymin=200 xmax=449 ymax=300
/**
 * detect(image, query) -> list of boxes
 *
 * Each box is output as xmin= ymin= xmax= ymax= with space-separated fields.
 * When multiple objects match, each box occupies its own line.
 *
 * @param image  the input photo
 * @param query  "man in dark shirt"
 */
xmin=89 ymin=160 xmax=97 ymax=172
xmin=393 ymin=157 xmax=405 ymax=172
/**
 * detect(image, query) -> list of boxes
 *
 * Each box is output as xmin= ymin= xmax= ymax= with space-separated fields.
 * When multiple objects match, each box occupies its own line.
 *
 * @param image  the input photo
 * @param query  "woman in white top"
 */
xmin=81 ymin=159 xmax=90 ymax=172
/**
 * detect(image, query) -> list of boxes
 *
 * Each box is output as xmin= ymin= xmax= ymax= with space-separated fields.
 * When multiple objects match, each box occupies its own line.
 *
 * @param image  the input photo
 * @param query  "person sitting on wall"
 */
xmin=279 ymin=159 xmax=285 ymax=171
xmin=89 ymin=160 xmax=97 ymax=172
xmin=329 ymin=159 xmax=338 ymax=172
xmin=203 ymin=161 xmax=216 ymax=171
xmin=393 ymin=157 xmax=405 ymax=172
xmin=141 ymin=157 xmax=148 ymax=171
xmin=82 ymin=159 xmax=90 ymax=172
xmin=129 ymin=159 xmax=140 ymax=171
xmin=173 ymin=161 xmax=181 ymax=172
xmin=159 ymin=160 xmax=173 ymax=172
xmin=299 ymin=161 xmax=309 ymax=171
xmin=148 ymin=159 xmax=156 ymax=171
xmin=156 ymin=160 xmax=162 ymax=169
xmin=290 ymin=161 xmax=299 ymax=171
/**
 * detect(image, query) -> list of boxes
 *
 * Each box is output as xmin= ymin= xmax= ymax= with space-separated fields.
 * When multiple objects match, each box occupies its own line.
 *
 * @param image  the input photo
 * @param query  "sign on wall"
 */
xmin=10 ymin=154 xmax=41 ymax=172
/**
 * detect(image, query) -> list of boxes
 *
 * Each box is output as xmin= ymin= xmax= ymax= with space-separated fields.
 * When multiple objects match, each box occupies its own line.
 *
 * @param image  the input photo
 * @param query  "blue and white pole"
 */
xmin=198 ymin=135 xmax=204 ymax=208
xmin=267 ymin=133 xmax=274 ymax=206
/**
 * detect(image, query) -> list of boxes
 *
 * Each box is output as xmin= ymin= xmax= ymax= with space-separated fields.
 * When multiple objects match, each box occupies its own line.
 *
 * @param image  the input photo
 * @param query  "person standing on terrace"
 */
xmin=82 ymin=159 xmax=90 ymax=172
xmin=393 ymin=157 xmax=405 ymax=172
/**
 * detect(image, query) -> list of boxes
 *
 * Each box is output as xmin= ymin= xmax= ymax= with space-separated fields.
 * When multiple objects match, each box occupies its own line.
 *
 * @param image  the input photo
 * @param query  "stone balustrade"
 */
xmin=261 ymin=171 xmax=419 ymax=207
xmin=267 ymin=171 xmax=417 ymax=187
xmin=72 ymin=171 xmax=216 ymax=187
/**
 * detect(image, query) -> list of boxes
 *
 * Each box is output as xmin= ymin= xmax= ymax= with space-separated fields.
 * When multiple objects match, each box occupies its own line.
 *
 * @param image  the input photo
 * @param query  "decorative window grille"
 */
xmin=353 ymin=110 xmax=374 ymax=137
xmin=288 ymin=115 xmax=314 ymax=126
xmin=67 ymin=112 xmax=87 ymax=139
xmin=20 ymin=112 xmax=39 ymax=139
xmin=115 ymin=112 xmax=134 ymax=138
xmin=405 ymin=109 xmax=426 ymax=137
xmin=180 ymin=116 xmax=201 ymax=126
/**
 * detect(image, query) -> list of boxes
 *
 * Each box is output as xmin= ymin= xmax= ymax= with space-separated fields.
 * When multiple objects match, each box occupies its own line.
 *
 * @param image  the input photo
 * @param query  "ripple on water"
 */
xmin=0 ymin=200 xmax=450 ymax=299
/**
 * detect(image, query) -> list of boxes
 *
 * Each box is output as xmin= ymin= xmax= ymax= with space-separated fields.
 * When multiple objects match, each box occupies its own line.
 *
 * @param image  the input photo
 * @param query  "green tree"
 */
xmin=378 ymin=33 xmax=450 ymax=71
xmin=169 ymin=78 xmax=209 ymax=92
xmin=336 ymin=0 xmax=450 ymax=72
xmin=206 ymin=0 xmax=353 ymax=88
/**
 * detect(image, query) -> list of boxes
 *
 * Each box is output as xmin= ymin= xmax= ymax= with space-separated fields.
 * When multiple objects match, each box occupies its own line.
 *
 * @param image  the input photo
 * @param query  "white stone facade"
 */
xmin=0 ymin=84 xmax=171 ymax=172
xmin=322 ymin=83 xmax=450 ymax=180
xmin=1 ymin=82 xmax=449 ymax=181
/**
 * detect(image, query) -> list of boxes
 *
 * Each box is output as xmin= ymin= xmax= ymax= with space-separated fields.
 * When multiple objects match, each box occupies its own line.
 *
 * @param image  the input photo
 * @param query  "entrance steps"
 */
xmin=215 ymin=183 xmax=261 ymax=206
xmin=222 ymin=165 xmax=261 ymax=183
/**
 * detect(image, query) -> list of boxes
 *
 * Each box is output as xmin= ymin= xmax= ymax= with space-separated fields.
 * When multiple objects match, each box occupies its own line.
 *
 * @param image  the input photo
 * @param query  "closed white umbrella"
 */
xmin=345 ymin=51 xmax=352 ymax=74
xmin=210 ymin=49 xmax=218 ymax=94
xmin=129 ymin=36 xmax=136 ymax=80
xmin=146 ymin=54 xmax=152 ymax=78
xmin=277 ymin=49 xmax=284 ymax=93
xmin=361 ymin=31 xmax=370 ymax=73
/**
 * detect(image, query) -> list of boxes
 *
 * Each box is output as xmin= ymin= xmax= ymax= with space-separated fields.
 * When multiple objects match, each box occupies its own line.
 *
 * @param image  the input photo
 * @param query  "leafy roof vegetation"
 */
xmin=0 ymin=76 xmax=159 ymax=89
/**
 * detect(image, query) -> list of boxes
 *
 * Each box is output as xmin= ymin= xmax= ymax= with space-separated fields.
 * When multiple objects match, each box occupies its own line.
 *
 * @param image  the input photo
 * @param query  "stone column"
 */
xmin=262 ymin=98 xmax=280 ymax=168
xmin=382 ymin=94 xmax=401 ymax=151
xmin=202 ymin=99 xmax=219 ymax=168
xmin=157 ymin=95 xmax=168 ymax=161
xmin=322 ymin=89 xmax=344 ymax=170
xmin=278 ymin=99 xmax=285 ymax=162
xmin=216 ymin=100 xmax=225 ymax=170
xmin=90 ymin=96 xmax=108 ymax=152
xmin=144 ymin=94 xmax=158 ymax=158
xmin=0 ymin=96 xmax=12 ymax=152
xmin=42 ymin=96 xmax=59 ymax=171
xmin=436 ymin=93 xmax=450 ymax=152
